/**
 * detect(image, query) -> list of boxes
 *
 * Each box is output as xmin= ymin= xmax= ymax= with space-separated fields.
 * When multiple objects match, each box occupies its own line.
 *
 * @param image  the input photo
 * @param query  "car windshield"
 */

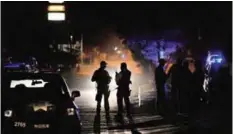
xmin=3 ymin=73 xmax=70 ymax=105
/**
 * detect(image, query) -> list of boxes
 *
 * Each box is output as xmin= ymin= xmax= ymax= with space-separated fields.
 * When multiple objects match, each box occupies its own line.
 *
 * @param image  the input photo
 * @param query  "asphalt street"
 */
xmin=62 ymin=69 xmax=186 ymax=134
xmin=61 ymin=68 xmax=232 ymax=134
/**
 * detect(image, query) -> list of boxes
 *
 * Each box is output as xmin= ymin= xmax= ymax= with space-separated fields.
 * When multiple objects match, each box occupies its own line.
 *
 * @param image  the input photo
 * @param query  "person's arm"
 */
xmin=91 ymin=71 xmax=97 ymax=82
xmin=106 ymin=71 xmax=112 ymax=84
xmin=167 ymin=65 xmax=174 ymax=77
xmin=129 ymin=71 xmax=132 ymax=84
xmin=115 ymin=72 xmax=120 ymax=85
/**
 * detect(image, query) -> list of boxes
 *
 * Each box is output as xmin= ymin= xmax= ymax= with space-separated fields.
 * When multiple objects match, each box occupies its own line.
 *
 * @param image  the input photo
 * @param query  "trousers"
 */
xmin=117 ymin=89 xmax=131 ymax=116
xmin=96 ymin=89 xmax=110 ymax=114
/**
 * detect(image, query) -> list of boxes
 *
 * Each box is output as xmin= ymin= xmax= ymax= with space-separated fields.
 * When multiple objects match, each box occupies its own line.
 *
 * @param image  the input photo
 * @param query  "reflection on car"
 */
xmin=2 ymin=72 xmax=82 ymax=134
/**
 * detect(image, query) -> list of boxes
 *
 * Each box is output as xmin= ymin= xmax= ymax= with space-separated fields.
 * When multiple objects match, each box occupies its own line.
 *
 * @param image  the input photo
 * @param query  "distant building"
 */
xmin=51 ymin=41 xmax=82 ymax=56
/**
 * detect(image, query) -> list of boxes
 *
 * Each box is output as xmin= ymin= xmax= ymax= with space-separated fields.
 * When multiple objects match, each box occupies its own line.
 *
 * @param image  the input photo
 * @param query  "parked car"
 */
xmin=2 ymin=72 xmax=82 ymax=134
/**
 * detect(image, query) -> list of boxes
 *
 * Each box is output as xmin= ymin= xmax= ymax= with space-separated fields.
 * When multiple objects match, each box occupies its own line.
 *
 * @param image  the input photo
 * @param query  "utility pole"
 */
xmin=80 ymin=34 xmax=83 ymax=64
xmin=70 ymin=35 xmax=73 ymax=54
xmin=198 ymin=28 xmax=202 ymax=41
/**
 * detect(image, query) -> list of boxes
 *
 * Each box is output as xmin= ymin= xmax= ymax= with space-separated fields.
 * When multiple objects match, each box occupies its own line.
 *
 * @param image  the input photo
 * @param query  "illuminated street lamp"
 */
xmin=70 ymin=35 xmax=73 ymax=41
xmin=70 ymin=35 xmax=73 ymax=52
xmin=114 ymin=47 xmax=118 ymax=51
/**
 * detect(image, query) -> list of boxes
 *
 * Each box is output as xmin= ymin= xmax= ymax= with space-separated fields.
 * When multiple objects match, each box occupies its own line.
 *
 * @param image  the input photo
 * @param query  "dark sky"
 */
xmin=2 ymin=1 xmax=232 ymax=49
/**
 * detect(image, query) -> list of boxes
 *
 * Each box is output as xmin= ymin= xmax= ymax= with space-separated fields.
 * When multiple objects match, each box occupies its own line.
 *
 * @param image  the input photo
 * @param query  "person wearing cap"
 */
xmin=91 ymin=61 xmax=112 ymax=115
xmin=155 ymin=59 xmax=168 ymax=115
xmin=115 ymin=62 xmax=132 ymax=119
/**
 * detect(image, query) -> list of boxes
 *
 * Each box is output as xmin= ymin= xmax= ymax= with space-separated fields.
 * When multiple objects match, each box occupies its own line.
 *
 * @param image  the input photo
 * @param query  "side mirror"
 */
xmin=72 ymin=91 xmax=80 ymax=98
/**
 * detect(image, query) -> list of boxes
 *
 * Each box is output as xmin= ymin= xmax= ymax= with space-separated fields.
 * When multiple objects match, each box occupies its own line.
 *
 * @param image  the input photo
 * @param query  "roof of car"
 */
xmin=3 ymin=72 xmax=61 ymax=78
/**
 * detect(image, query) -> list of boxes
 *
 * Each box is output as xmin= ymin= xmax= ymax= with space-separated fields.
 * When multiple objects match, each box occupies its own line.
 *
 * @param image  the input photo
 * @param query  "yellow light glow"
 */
xmin=48 ymin=5 xmax=65 ymax=12
xmin=114 ymin=47 xmax=118 ymax=51
xmin=165 ymin=63 xmax=173 ymax=74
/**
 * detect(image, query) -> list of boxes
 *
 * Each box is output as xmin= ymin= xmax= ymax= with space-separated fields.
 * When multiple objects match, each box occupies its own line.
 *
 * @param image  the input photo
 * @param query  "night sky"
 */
xmin=2 ymin=1 xmax=232 ymax=52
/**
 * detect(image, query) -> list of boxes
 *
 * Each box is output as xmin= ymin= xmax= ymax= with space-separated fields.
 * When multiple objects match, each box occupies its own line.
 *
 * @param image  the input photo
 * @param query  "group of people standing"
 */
xmin=91 ymin=52 xmax=205 ymax=121
xmin=155 ymin=54 xmax=205 ymax=120
xmin=91 ymin=61 xmax=132 ymax=120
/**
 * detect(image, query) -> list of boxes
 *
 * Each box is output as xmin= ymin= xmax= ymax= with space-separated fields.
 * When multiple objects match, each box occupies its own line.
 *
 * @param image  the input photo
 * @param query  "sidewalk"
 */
xmin=175 ymin=92 xmax=232 ymax=134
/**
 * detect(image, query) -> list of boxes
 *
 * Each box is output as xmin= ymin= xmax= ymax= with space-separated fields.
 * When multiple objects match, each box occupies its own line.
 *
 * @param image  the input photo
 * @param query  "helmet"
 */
xmin=121 ymin=62 xmax=127 ymax=69
xmin=100 ymin=61 xmax=107 ymax=67
xmin=159 ymin=59 xmax=166 ymax=65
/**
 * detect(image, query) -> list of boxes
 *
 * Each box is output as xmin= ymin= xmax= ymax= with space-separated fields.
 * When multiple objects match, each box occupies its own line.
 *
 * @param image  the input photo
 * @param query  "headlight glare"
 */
xmin=67 ymin=108 xmax=75 ymax=116
xmin=4 ymin=110 xmax=13 ymax=117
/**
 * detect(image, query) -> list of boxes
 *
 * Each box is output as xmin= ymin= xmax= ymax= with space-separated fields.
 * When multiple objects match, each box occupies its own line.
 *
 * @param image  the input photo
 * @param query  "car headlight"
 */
xmin=67 ymin=108 xmax=75 ymax=116
xmin=4 ymin=110 xmax=13 ymax=117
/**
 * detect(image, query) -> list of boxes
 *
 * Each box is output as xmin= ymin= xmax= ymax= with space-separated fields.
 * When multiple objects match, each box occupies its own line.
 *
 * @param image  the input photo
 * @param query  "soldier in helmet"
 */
xmin=115 ymin=62 xmax=132 ymax=119
xmin=91 ymin=61 xmax=112 ymax=115
xmin=155 ymin=59 xmax=168 ymax=115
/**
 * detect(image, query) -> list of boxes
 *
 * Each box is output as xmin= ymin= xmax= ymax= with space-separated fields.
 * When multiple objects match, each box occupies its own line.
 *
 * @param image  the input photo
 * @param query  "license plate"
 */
xmin=14 ymin=122 xmax=26 ymax=128
xmin=34 ymin=124 xmax=50 ymax=129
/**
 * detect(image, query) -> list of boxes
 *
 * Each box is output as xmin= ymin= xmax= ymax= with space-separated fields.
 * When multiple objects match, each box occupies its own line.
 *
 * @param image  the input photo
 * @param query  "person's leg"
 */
xmin=124 ymin=96 xmax=131 ymax=117
xmin=157 ymin=90 xmax=161 ymax=114
xmin=172 ymin=88 xmax=178 ymax=114
xmin=117 ymin=93 xmax=124 ymax=116
xmin=104 ymin=91 xmax=110 ymax=114
xmin=161 ymin=91 xmax=167 ymax=115
xmin=96 ymin=92 xmax=103 ymax=114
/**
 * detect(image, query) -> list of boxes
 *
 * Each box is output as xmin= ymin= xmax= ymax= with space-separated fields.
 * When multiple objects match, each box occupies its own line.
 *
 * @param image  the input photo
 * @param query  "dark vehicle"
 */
xmin=3 ymin=62 xmax=29 ymax=72
xmin=2 ymin=72 xmax=82 ymax=134
xmin=38 ymin=63 xmax=58 ymax=73
xmin=202 ymin=51 xmax=225 ymax=103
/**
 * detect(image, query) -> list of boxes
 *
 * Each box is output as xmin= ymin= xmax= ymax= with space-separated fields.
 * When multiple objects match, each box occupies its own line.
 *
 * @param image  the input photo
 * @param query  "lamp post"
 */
xmin=80 ymin=34 xmax=83 ymax=64
xmin=70 ymin=35 xmax=73 ymax=53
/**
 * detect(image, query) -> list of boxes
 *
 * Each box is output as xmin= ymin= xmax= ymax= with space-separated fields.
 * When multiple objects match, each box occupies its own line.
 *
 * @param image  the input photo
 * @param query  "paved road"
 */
xmin=62 ymin=69 xmax=232 ymax=134
xmin=62 ymin=69 xmax=186 ymax=134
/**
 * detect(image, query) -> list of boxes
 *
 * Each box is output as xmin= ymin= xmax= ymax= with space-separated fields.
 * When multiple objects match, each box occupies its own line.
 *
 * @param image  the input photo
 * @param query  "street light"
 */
xmin=114 ymin=47 xmax=118 ymax=51
xmin=70 ymin=35 xmax=73 ymax=41
xmin=70 ymin=35 xmax=73 ymax=52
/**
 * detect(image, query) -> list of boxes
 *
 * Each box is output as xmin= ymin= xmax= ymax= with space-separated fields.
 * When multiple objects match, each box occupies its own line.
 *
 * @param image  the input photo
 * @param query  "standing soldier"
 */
xmin=155 ymin=59 xmax=167 ymax=115
xmin=168 ymin=58 xmax=184 ymax=115
xmin=91 ymin=61 xmax=112 ymax=115
xmin=115 ymin=62 xmax=132 ymax=119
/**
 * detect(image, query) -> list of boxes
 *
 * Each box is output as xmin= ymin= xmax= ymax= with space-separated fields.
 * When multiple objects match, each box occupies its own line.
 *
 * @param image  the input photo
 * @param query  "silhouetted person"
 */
xmin=115 ymin=62 xmax=132 ymax=118
xmin=168 ymin=58 xmax=184 ymax=114
xmin=155 ymin=59 xmax=167 ymax=115
xmin=183 ymin=59 xmax=204 ymax=120
xmin=91 ymin=61 xmax=111 ymax=115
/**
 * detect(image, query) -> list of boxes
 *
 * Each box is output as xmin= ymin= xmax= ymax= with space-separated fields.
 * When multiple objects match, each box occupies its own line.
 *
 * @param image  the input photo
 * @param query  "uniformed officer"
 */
xmin=91 ymin=61 xmax=111 ymax=115
xmin=155 ymin=59 xmax=167 ymax=115
xmin=115 ymin=62 xmax=132 ymax=118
